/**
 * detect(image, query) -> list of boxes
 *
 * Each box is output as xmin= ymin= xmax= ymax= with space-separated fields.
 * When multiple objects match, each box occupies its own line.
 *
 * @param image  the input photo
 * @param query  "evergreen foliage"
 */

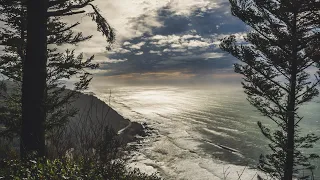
xmin=0 ymin=125 xmax=161 ymax=180
xmin=0 ymin=158 xmax=162 ymax=180
xmin=220 ymin=0 xmax=320 ymax=179
xmin=0 ymin=0 xmax=115 ymax=153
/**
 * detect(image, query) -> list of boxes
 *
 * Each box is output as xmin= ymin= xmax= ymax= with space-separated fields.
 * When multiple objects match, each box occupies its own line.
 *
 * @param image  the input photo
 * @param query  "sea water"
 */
xmin=92 ymin=84 xmax=320 ymax=180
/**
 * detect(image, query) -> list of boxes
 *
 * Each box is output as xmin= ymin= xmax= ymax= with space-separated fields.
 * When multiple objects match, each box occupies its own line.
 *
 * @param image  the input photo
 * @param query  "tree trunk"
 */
xmin=284 ymin=10 xmax=298 ymax=180
xmin=284 ymin=74 xmax=296 ymax=180
xmin=20 ymin=0 xmax=49 ymax=158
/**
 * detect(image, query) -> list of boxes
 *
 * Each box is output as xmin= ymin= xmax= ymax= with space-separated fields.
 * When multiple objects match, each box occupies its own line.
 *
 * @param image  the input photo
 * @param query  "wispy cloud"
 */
xmin=62 ymin=0 xmax=247 ymax=82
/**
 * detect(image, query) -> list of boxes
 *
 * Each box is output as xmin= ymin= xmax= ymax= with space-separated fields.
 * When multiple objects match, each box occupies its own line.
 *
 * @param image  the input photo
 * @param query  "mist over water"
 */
xmin=92 ymin=84 xmax=320 ymax=180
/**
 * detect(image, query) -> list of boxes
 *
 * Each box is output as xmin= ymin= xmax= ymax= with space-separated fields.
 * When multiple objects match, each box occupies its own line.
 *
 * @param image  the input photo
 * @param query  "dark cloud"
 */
xmin=152 ymin=1 xmax=246 ymax=35
xmin=98 ymin=1 xmax=247 ymax=78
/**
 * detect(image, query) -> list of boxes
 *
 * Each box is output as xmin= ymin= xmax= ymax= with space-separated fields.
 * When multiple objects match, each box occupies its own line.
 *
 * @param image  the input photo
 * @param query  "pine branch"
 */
xmin=47 ymin=0 xmax=91 ymax=17
xmin=48 ymin=22 xmax=80 ymax=35
xmin=245 ymin=58 xmax=290 ymax=93
xmin=51 ymin=10 xmax=85 ymax=17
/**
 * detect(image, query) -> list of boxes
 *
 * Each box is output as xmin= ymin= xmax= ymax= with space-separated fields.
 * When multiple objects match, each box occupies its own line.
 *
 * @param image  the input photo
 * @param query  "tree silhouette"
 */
xmin=220 ymin=0 xmax=320 ymax=179
xmin=0 ymin=0 xmax=115 ymax=158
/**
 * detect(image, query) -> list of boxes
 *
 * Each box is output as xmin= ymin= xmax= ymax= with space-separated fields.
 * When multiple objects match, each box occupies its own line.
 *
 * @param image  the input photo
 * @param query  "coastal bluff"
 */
xmin=64 ymin=90 xmax=147 ymax=144
xmin=0 ymin=80 xmax=146 ymax=145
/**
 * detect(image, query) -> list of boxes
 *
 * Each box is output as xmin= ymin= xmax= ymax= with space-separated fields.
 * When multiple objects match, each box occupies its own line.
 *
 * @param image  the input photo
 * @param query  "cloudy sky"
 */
xmin=68 ymin=0 xmax=249 ymax=85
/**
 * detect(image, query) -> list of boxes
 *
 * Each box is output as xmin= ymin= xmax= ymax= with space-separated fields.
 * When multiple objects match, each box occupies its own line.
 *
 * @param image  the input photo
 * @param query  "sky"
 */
xmin=64 ymin=0 xmax=249 ymax=85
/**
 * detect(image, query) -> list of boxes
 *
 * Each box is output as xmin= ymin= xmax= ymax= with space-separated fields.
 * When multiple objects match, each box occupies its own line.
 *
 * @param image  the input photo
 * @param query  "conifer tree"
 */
xmin=0 ymin=0 xmax=115 ymax=157
xmin=220 ymin=0 xmax=320 ymax=179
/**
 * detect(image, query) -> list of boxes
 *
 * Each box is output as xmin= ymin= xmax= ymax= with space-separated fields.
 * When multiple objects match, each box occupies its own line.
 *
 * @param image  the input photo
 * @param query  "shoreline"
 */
xmin=78 ymin=88 xmax=320 ymax=179
xmin=74 ymin=92 xmax=151 ymax=144
xmin=89 ymin=90 xmax=263 ymax=179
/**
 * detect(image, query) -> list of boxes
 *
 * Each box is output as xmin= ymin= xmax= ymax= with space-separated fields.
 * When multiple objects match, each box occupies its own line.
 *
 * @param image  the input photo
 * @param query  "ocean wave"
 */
xmin=95 ymin=85 xmax=320 ymax=179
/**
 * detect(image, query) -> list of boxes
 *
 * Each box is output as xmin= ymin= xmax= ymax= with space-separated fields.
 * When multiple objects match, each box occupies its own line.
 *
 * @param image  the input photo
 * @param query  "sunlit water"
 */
xmin=92 ymin=84 xmax=320 ymax=180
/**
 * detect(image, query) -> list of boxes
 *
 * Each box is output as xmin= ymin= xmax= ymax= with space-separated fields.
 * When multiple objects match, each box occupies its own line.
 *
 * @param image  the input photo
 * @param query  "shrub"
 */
xmin=0 ymin=158 xmax=161 ymax=180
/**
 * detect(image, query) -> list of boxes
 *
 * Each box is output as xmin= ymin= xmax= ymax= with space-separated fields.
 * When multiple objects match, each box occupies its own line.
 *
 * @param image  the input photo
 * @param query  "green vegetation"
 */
xmin=0 ymin=158 xmax=161 ymax=180
xmin=0 ymin=0 xmax=115 ymax=157
xmin=0 ymin=0 xmax=319 ymax=179
xmin=0 ymin=0 xmax=161 ymax=179
xmin=0 ymin=101 xmax=161 ymax=179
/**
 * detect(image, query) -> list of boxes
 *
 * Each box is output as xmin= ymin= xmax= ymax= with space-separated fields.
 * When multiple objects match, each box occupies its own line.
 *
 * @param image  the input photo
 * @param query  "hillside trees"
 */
xmin=0 ymin=0 xmax=115 ymax=158
xmin=220 ymin=0 xmax=320 ymax=179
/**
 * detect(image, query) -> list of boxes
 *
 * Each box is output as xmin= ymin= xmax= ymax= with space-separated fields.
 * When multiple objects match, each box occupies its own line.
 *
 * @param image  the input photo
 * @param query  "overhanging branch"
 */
xmin=47 ymin=0 xmax=91 ymax=17
xmin=51 ymin=10 xmax=85 ymax=17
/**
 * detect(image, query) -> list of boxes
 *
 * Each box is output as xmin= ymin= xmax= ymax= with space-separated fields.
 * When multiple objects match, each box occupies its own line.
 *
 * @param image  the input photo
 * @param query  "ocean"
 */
xmin=92 ymin=84 xmax=320 ymax=180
